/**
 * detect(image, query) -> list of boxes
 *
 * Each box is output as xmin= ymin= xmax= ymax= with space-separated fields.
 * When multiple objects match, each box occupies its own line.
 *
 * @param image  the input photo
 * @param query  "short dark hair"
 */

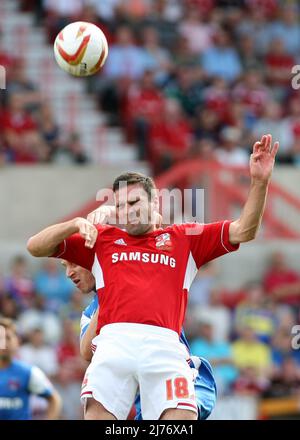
xmin=113 ymin=172 xmax=156 ymax=200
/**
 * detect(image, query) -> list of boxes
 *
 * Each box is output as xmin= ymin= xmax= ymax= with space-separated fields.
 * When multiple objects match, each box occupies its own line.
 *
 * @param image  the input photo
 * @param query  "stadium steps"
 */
xmin=0 ymin=0 xmax=138 ymax=165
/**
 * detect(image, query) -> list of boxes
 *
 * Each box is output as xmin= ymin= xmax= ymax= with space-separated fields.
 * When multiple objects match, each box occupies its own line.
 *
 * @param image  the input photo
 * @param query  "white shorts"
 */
xmin=80 ymin=323 xmax=198 ymax=420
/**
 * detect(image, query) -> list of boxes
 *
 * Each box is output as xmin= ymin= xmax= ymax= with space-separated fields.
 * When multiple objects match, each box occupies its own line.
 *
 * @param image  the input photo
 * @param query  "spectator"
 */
xmin=149 ymin=98 xmax=192 ymax=173
xmin=263 ymin=252 xmax=300 ymax=309
xmin=190 ymin=321 xmax=238 ymax=395
xmin=188 ymin=262 xmax=217 ymax=306
xmin=263 ymin=357 xmax=300 ymax=398
xmin=234 ymin=283 xmax=277 ymax=344
xmin=34 ymin=260 xmax=74 ymax=311
xmin=215 ymin=126 xmax=249 ymax=167
xmin=201 ymin=28 xmax=242 ymax=83
xmin=17 ymin=293 xmax=62 ymax=346
xmin=179 ymin=5 xmax=214 ymax=55
xmin=4 ymin=256 xmax=34 ymax=309
xmin=18 ymin=327 xmax=59 ymax=379
xmin=264 ymin=38 xmax=296 ymax=92
xmin=270 ymin=5 xmax=300 ymax=56
xmin=232 ymin=326 xmax=272 ymax=377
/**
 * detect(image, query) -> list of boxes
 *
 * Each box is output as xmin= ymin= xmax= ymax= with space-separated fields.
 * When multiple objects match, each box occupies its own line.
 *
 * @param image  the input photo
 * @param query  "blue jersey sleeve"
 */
xmin=80 ymin=295 xmax=99 ymax=340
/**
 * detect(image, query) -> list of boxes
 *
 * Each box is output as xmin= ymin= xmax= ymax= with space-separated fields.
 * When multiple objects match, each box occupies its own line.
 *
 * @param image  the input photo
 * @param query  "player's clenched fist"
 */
xmin=74 ymin=217 xmax=98 ymax=248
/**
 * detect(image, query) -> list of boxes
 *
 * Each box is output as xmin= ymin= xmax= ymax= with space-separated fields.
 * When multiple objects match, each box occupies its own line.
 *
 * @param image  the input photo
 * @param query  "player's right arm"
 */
xmin=27 ymin=217 xmax=98 ymax=258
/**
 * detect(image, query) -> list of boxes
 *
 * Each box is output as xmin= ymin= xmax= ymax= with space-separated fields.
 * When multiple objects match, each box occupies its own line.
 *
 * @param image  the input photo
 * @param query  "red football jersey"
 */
xmin=54 ymin=221 xmax=239 ymax=335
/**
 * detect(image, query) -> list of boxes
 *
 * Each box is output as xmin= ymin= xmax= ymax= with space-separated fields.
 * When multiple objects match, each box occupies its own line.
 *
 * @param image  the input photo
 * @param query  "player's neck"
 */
xmin=0 ymin=355 xmax=12 ymax=369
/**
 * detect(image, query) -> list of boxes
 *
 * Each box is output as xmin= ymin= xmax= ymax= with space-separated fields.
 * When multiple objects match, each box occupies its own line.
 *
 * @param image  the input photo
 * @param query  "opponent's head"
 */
xmin=0 ymin=318 xmax=19 ymax=363
xmin=113 ymin=172 xmax=159 ymax=235
xmin=61 ymin=260 xmax=95 ymax=293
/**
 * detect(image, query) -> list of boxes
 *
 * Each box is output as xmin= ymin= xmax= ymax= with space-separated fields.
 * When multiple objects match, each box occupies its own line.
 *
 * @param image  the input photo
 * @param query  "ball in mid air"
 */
xmin=54 ymin=21 xmax=108 ymax=77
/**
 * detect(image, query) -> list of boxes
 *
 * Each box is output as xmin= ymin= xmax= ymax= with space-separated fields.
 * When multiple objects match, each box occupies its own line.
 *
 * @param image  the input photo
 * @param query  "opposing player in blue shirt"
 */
xmin=0 ymin=317 xmax=61 ymax=420
xmin=62 ymin=259 xmax=217 ymax=420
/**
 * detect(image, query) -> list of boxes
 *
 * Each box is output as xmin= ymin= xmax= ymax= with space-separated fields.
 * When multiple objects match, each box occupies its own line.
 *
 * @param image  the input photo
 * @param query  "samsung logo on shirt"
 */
xmin=112 ymin=252 xmax=176 ymax=268
xmin=0 ymin=397 xmax=23 ymax=409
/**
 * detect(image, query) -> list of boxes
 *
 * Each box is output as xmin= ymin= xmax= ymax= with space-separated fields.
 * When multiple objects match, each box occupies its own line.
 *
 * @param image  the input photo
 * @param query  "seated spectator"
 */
xmin=270 ymin=326 xmax=300 ymax=373
xmin=18 ymin=327 xmax=59 ymax=379
xmin=34 ymin=260 xmax=75 ymax=311
xmin=165 ymin=65 xmax=205 ymax=118
xmin=264 ymin=38 xmax=296 ymax=92
xmin=232 ymin=70 xmax=271 ymax=118
xmin=37 ymin=102 xmax=61 ymax=158
xmin=202 ymin=77 xmax=231 ymax=123
xmin=251 ymin=100 xmax=293 ymax=159
xmin=201 ymin=28 xmax=242 ymax=83
xmin=43 ymin=0 xmax=84 ymax=43
xmin=237 ymin=35 xmax=264 ymax=71
xmin=193 ymin=108 xmax=221 ymax=142
xmin=4 ymin=255 xmax=35 ymax=309
xmin=263 ymin=251 xmax=300 ymax=309
xmin=0 ymin=93 xmax=38 ymax=163
xmin=191 ymin=288 xmax=232 ymax=342
xmin=270 ymin=5 xmax=300 ymax=56
xmin=190 ymin=321 xmax=238 ymax=395
xmin=18 ymin=293 xmax=62 ymax=346
xmin=233 ymin=366 xmax=269 ymax=396
xmin=5 ymin=58 xmax=42 ymax=112
xmin=232 ymin=326 xmax=272 ymax=377
xmin=263 ymin=356 xmax=300 ymax=398
xmin=215 ymin=126 xmax=249 ymax=167
xmin=141 ymin=26 xmax=172 ymax=86
xmin=149 ymin=98 xmax=192 ymax=173
xmin=234 ymin=283 xmax=277 ymax=344
xmin=124 ymin=70 xmax=165 ymax=159
xmin=52 ymin=132 xmax=88 ymax=164
xmin=179 ymin=5 xmax=214 ymax=55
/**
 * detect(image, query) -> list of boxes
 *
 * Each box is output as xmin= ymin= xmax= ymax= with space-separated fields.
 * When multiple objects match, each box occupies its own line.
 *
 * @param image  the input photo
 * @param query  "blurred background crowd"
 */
xmin=0 ymin=250 xmax=300 ymax=419
xmin=0 ymin=0 xmax=300 ymax=171
xmin=0 ymin=0 xmax=300 ymax=420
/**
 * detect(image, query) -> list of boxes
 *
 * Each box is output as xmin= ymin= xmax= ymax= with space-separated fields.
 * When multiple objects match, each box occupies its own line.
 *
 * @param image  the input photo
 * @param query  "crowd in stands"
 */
xmin=0 ymin=0 xmax=299 ymax=170
xmin=1 ymin=250 xmax=300 ymax=418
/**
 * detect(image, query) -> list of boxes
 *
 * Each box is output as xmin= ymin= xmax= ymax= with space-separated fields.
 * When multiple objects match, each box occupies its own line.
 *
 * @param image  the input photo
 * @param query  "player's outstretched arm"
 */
xmin=27 ymin=217 xmax=98 ymax=257
xmin=229 ymin=134 xmax=279 ymax=245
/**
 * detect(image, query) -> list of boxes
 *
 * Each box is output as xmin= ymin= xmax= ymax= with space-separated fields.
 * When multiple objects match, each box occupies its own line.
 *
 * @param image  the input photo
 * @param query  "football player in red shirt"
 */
xmin=27 ymin=134 xmax=278 ymax=420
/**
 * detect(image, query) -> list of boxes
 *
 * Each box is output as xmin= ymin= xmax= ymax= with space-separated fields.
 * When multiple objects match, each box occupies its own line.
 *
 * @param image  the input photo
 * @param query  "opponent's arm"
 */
xmin=27 ymin=217 xmax=98 ymax=257
xmin=80 ymin=308 xmax=99 ymax=362
xmin=229 ymin=134 xmax=279 ymax=245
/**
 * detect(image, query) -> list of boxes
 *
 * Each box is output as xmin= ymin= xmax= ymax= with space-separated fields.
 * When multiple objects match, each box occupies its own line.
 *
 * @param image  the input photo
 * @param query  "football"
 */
xmin=53 ymin=21 xmax=108 ymax=77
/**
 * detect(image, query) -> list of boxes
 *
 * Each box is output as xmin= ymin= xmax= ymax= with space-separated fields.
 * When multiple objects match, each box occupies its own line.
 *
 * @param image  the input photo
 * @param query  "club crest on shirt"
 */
xmin=155 ymin=233 xmax=172 ymax=251
xmin=9 ymin=379 xmax=21 ymax=391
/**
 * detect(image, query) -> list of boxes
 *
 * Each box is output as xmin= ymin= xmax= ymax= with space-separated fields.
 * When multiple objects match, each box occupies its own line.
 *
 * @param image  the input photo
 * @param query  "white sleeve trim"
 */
xmin=28 ymin=366 xmax=53 ymax=395
xmin=220 ymin=221 xmax=231 ymax=253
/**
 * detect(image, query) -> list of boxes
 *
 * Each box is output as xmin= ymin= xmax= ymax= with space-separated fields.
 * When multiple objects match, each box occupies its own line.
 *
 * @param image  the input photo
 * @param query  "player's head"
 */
xmin=113 ymin=172 xmax=159 ymax=235
xmin=0 ymin=318 xmax=19 ymax=363
xmin=61 ymin=260 xmax=95 ymax=293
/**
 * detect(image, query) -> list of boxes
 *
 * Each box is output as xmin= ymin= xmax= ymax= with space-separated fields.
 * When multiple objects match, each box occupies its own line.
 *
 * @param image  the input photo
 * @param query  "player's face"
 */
xmin=61 ymin=260 xmax=95 ymax=293
xmin=0 ymin=328 xmax=19 ymax=360
xmin=115 ymin=184 xmax=157 ymax=235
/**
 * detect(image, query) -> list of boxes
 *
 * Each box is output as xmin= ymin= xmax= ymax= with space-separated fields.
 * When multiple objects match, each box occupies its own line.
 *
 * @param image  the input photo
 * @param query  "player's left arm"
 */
xmin=28 ymin=366 xmax=62 ymax=419
xmin=229 ymin=134 xmax=279 ymax=245
xmin=44 ymin=389 xmax=62 ymax=420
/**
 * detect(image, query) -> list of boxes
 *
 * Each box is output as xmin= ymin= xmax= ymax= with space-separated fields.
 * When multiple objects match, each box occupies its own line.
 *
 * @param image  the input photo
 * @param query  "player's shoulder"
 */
xmin=82 ymin=294 xmax=98 ymax=318
xmin=167 ymin=222 xmax=206 ymax=235
xmin=10 ymin=359 xmax=32 ymax=376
